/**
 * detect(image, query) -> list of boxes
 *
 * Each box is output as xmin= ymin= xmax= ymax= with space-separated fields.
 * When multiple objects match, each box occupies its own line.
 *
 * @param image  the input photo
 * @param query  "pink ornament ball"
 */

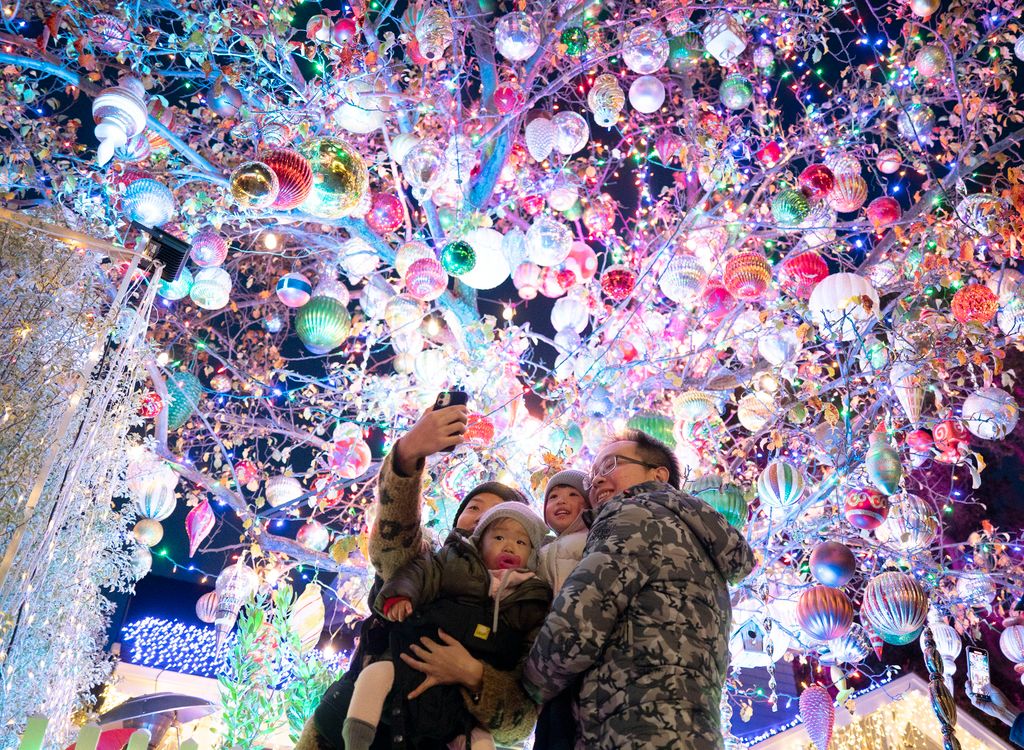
xmin=332 ymin=17 xmax=359 ymax=46
xmin=876 ymin=148 xmax=902 ymax=174
xmin=366 ymin=192 xmax=405 ymax=234
xmin=701 ymin=282 xmax=736 ymax=323
xmin=494 ymin=82 xmax=526 ymax=115
xmin=932 ymin=419 xmax=970 ymax=452
xmin=405 ymin=257 xmax=448 ymax=301
xmin=234 ymin=459 xmax=260 ymax=485
xmin=190 ymin=228 xmax=229 ymax=267
xmin=866 ymin=196 xmax=902 ymax=230
xmin=600 ymin=265 xmax=637 ymax=301
xmin=261 ymin=148 xmax=313 ymax=210
xmin=564 ymin=242 xmax=598 ymax=281
xmin=798 ymin=164 xmax=836 ymax=201
xmin=297 ymin=520 xmax=330 ymax=551
xmin=828 ymin=173 xmax=868 ymax=213
xmin=513 ymin=262 xmax=542 ymax=300
xmin=329 ymin=438 xmax=372 ymax=479
xmin=844 ymin=487 xmax=889 ymax=530
xmin=722 ymin=251 xmax=771 ymax=301
xmin=276 ymin=272 xmax=313 ymax=307
xmin=779 ymin=251 xmax=829 ymax=298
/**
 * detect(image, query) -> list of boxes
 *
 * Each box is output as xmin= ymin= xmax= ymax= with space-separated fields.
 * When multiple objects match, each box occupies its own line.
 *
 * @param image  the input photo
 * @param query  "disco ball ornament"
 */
xmin=799 ymin=684 xmax=835 ymax=750
xmin=189 ymin=267 xmax=232 ymax=310
xmin=298 ymin=137 xmax=369 ymax=218
xmin=757 ymin=461 xmax=805 ymax=509
xmin=828 ymin=173 xmax=868 ymax=213
xmin=157 ymin=267 xmax=193 ymax=301
xmin=276 ymin=272 xmax=312 ymax=308
xmin=405 ymin=257 xmax=448 ymax=301
xmin=191 ymin=229 xmax=229 ymax=267
xmin=549 ymin=111 xmax=589 ymax=157
xmin=261 ymin=148 xmax=313 ymax=210
xmin=402 ymin=140 xmax=447 ymax=200
xmin=495 ymin=12 xmax=542 ymax=61
xmin=798 ymin=164 xmax=836 ymax=201
xmin=797 ymin=586 xmax=854 ymax=641
xmin=896 ymin=104 xmax=935 ymax=145
xmin=295 ymin=296 xmax=352 ymax=354
xmin=866 ymin=196 xmax=902 ymax=230
xmin=526 ymin=216 xmax=573 ymax=267
xmin=366 ymin=192 xmax=405 ymax=234
xmin=876 ymin=148 xmax=902 ymax=174
xmin=561 ymin=26 xmax=588 ymax=56
xmin=772 ymin=189 xmax=811 ymax=226
xmin=844 ymin=487 xmax=889 ymax=530
xmin=440 ymin=240 xmax=476 ymax=275
xmin=951 ymin=283 xmax=999 ymax=325
xmin=628 ymin=76 xmax=666 ymax=114
xmin=660 ymin=256 xmax=706 ymax=304
xmin=861 ymin=572 xmax=928 ymax=645
xmin=623 ymin=24 xmax=669 ymax=74
xmin=460 ymin=227 xmax=511 ymax=289
xmin=915 ymin=44 xmax=948 ymax=77
xmin=810 ymin=542 xmax=856 ymax=587
xmin=962 ymin=386 xmax=1019 ymax=440
xmin=875 ymin=493 xmax=939 ymax=550
xmin=122 ymin=178 xmax=175 ymax=227
xmin=297 ymin=520 xmax=330 ymax=551
xmin=600 ymin=265 xmax=637 ymax=301
xmin=719 ymin=74 xmax=753 ymax=110
xmin=723 ymin=251 xmax=771 ymax=300
xmin=133 ymin=518 xmax=164 ymax=547
xmin=166 ymin=371 xmax=202 ymax=430
xmin=229 ymin=161 xmax=280 ymax=209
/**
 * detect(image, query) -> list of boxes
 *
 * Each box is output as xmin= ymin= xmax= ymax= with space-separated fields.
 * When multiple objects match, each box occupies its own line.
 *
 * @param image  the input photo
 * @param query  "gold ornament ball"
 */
xmin=914 ymin=44 xmax=947 ymax=77
xmin=909 ymin=0 xmax=939 ymax=16
xmin=298 ymin=137 xmax=369 ymax=219
xmin=229 ymin=161 xmax=280 ymax=209
xmin=133 ymin=518 xmax=165 ymax=547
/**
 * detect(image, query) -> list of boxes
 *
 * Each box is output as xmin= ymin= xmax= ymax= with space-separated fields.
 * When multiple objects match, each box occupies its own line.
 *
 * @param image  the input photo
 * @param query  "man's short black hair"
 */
xmin=619 ymin=429 xmax=682 ymax=489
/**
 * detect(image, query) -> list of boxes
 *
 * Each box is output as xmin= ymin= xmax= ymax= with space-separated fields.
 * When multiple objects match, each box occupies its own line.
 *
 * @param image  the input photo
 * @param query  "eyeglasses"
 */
xmin=584 ymin=454 xmax=661 ymax=489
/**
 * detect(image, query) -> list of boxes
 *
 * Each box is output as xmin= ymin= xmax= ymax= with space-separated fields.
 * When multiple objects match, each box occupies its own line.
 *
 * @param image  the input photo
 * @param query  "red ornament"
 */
xmin=494 ymin=82 xmax=526 ymax=115
xmin=798 ymin=164 xmax=836 ymax=201
xmin=600 ymin=265 xmax=636 ymax=301
xmin=932 ymin=419 xmax=969 ymax=452
xmin=331 ymin=18 xmax=358 ymax=46
xmin=555 ymin=268 xmax=577 ymax=290
xmin=723 ymin=251 xmax=772 ymax=300
xmin=905 ymin=429 xmax=935 ymax=466
xmin=756 ymin=141 xmax=782 ymax=166
xmin=366 ymin=192 xmax=405 ymax=234
xmin=866 ymin=196 xmax=902 ymax=230
xmin=138 ymin=391 xmax=163 ymax=418
xmin=464 ymin=413 xmax=495 ymax=444
xmin=701 ymin=282 xmax=736 ymax=323
xmin=261 ymin=148 xmax=313 ymax=210
xmin=564 ymin=242 xmax=598 ymax=281
xmin=843 ymin=487 xmax=889 ymax=530
xmin=951 ymin=283 xmax=998 ymax=324
xmin=405 ymin=37 xmax=430 ymax=65
xmin=779 ymin=251 xmax=829 ymax=298
xmin=522 ymin=194 xmax=545 ymax=215
xmin=234 ymin=459 xmax=260 ymax=485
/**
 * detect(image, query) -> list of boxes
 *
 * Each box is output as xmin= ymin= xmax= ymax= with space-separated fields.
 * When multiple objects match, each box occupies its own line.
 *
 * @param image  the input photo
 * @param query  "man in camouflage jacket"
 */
xmin=523 ymin=431 xmax=757 ymax=749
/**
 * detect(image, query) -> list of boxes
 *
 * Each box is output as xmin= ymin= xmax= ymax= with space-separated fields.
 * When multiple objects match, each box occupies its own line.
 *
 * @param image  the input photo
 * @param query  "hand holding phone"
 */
xmin=392 ymin=392 xmax=469 ymax=473
xmin=433 ymin=391 xmax=469 ymax=452
xmin=967 ymin=647 xmax=990 ymax=695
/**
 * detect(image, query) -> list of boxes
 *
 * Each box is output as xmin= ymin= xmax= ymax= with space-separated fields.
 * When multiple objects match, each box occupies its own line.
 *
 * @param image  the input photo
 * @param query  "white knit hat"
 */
xmin=470 ymin=502 xmax=550 ymax=570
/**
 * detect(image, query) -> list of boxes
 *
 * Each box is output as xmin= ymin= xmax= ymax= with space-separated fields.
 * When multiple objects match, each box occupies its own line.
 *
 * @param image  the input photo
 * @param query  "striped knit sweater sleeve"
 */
xmin=367 ymin=447 xmax=428 ymax=582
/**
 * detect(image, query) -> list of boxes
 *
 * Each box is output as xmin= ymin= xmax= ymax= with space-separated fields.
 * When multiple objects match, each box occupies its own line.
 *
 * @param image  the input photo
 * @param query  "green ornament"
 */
xmin=562 ymin=199 xmax=583 ymax=221
xmin=295 ymin=295 xmax=352 ymax=354
xmin=625 ymin=411 xmax=676 ymax=448
xmin=438 ymin=208 xmax=456 ymax=231
xmin=771 ymin=188 xmax=811 ymax=226
xmin=166 ymin=371 xmax=202 ymax=430
xmin=719 ymin=74 xmax=753 ymax=110
xmin=440 ymin=240 xmax=476 ymax=275
xmin=561 ymin=27 xmax=588 ymax=56
xmin=669 ymin=33 xmax=703 ymax=72
xmin=704 ymin=483 xmax=748 ymax=529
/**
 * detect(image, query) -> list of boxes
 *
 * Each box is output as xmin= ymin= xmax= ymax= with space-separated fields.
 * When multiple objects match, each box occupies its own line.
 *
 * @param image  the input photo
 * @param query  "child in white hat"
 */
xmin=537 ymin=469 xmax=590 ymax=594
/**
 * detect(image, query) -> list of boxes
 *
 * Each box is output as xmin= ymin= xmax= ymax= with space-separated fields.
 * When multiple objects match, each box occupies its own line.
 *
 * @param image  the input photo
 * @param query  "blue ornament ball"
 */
xmin=809 ymin=541 xmax=856 ymax=587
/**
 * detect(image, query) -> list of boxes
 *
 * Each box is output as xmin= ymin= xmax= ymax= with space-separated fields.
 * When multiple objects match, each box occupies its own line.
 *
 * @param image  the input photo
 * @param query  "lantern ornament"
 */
xmin=196 ymin=591 xmax=219 ymax=624
xmin=861 ymin=571 xmax=928 ymax=645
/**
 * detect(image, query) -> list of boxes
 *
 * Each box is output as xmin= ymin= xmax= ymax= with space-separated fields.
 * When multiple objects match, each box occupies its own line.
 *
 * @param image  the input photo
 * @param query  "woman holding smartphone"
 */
xmin=297 ymin=398 xmax=542 ymax=750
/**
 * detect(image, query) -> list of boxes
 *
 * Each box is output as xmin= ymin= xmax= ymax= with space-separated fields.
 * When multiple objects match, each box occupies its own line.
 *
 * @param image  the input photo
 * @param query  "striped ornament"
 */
xmin=860 ymin=572 xmax=928 ymax=645
xmin=797 ymin=585 xmax=853 ymax=641
xmin=757 ymin=460 xmax=805 ymax=509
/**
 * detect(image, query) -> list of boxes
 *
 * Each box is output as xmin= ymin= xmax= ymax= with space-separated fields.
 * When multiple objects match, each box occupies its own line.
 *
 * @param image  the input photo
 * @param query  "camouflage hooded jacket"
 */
xmin=522 ymin=480 xmax=756 ymax=750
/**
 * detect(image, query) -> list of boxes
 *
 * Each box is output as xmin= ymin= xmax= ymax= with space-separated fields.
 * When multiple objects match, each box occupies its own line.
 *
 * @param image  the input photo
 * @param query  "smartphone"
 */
xmin=433 ymin=391 xmax=469 ymax=452
xmin=967 ymin=647 xmax=990 ymax=694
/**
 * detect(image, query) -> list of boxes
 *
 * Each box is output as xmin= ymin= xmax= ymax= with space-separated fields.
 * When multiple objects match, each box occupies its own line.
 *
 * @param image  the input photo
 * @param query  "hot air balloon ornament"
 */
xmin=865 ymin=429 xmax=903 ymax=495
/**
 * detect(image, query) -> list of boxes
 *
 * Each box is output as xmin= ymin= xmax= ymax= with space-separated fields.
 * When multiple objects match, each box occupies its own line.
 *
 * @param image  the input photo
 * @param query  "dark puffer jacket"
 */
xmin=523 ymin=481 xmax=756 ymax=750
